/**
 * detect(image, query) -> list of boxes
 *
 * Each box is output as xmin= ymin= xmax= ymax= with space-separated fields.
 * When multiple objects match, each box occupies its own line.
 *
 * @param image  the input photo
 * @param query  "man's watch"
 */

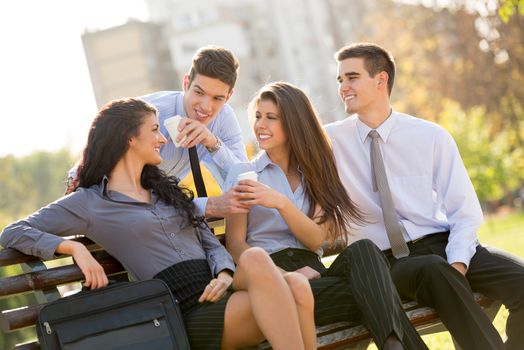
xmin=206 ymin=138 xmax=222 ymax=154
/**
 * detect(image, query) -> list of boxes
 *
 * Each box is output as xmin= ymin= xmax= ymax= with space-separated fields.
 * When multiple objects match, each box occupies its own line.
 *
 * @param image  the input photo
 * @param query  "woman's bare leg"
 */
xmin=221 ymin=291 xmax=265 ymax=349
xmin=283 ymin=272 xmax=317 ymax=350
xmin=222 ymin=247 xmax=309 ymax=350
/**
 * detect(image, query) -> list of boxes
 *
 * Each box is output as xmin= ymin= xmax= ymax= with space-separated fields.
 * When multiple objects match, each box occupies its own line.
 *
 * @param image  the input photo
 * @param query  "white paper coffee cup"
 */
xmin=164 ymin=115 xmax=186 ymax=147
xmin=237 ymin=171 xmax=258 ymax=182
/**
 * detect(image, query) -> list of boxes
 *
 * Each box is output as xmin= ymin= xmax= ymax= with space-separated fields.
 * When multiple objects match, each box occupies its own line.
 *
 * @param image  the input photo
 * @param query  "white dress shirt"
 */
xmin=325 ymin=111 xmax=483 ymax=267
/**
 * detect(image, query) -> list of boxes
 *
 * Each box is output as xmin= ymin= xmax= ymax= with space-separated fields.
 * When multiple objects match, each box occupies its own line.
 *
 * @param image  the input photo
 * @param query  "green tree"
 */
xmin=499 ymin=0 xmax=524 ymax=22
xmin=0 ymin=149 xmax=75 ymax=220
xmin=439 ymin=100 xmax=524 ymax=209
xmin=356 ymin=0 xmax=524 ymax=206
xmin=0 ymin=149 xmax=76 ymax=348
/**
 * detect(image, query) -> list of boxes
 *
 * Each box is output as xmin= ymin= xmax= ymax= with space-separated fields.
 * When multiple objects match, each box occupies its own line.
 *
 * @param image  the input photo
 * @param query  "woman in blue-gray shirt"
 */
xmin=225 ymin=82 xmax=428 ymax=350
xmin=0 ymin=97 xmax=315 ymax=350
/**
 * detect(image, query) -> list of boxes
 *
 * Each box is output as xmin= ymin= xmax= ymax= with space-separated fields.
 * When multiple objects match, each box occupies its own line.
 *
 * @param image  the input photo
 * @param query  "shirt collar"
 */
xmin=253 ymin=151 xmax=303 ymax=177
xmin=356 ymin=109 xmax=398 ymax=143
xmin=98 ymin=175 xmax=109 ymax=196
xmin=97 ymin=175 xmax=155 ymax=205
xmin=175 ymin=93 xmax=186 ymax=117
xmin=253 ymin=151 xmax=273 ymax=172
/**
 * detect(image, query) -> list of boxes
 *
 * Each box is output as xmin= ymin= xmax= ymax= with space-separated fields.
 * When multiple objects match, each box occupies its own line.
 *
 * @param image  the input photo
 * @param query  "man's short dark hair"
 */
xmin=187 ymin=45 xmax=239 ymax=90
xmin=335 ymin=43 xmax=395 ymax=96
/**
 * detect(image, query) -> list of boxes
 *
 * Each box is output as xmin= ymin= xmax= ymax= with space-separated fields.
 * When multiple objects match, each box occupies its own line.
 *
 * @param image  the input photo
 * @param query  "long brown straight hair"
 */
xmin=249 ymin=82 xmax=365 ymax=244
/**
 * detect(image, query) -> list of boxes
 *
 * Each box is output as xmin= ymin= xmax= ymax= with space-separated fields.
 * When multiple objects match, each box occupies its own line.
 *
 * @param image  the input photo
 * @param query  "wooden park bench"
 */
xmin=0 ymin=219 xmax=501 ymax=350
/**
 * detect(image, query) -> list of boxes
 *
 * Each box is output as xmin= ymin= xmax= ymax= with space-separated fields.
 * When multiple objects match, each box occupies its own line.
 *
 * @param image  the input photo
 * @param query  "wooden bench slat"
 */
xmin=0 ymin=251 xmax=124 ymax=297
xmin=0 ymin=237 xmax=98 ymax=268
xmin=1 ymin=304 xmax=43 ymax=332
xmin=12 ymin=342 xmax=40 ymax=350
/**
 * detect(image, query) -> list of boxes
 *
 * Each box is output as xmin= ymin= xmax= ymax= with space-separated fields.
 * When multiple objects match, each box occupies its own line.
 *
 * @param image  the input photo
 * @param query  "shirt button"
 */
xmin=170 ymin=233 xmax=175 ymax=238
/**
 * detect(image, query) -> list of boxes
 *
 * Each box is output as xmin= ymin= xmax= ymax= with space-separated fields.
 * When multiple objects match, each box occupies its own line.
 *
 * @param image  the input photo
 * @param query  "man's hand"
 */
xmin=205 ymin=187 xmax=251 ymax=217
xmin=294 ymin=266 xmax=321 ymax=280
xmin=451 ymin=262 xmax=468 ymax=276
xmin=177 ymin=118 xmax=217 ymax=149
xmin=64 ymin=176 xmax=79 ymax=195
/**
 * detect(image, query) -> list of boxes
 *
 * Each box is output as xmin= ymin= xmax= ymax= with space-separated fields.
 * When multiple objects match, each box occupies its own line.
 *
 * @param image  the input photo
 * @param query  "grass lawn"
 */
xmin=367 ymin=211 xmax=524 ymax=349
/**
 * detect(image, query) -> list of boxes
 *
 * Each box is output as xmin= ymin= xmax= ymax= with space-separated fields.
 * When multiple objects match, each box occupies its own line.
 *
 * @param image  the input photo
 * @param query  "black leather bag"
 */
xmin=36 ymin=279 xmax=190 ymax=350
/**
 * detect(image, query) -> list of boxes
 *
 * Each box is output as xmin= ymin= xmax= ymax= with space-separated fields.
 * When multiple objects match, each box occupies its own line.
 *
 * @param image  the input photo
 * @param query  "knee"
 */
xmin=237 ymin=247 xmax=274 ymax=276
xmin=342 ymin=239 xmax=385 ymax=262
xmin=353 ymin=238 xmax=377 ymax=248
xmin=351 ymin=238 xmax=381 ymax=253
xmin=418 ymin=255 xmax=454 ymax=279
xmin=283 ymin=272 xmax=314 ymax=312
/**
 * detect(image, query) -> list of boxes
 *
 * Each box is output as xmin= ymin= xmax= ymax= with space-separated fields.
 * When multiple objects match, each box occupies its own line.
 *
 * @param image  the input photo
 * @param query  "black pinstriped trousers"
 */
xmin=384 ymin=232 xmax=524 ymax=350
xmin=271 ymin=239 xmax=428 ymax=349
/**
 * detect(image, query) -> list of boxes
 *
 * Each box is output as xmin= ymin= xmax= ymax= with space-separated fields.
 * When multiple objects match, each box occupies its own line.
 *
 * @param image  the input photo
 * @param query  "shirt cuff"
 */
xmin=211 ymin=259 xmax=236 ymax=277
xmin=209 ymin=139 xmax=229 ymax=168
xmin=217 ymin=268 xmax=234 ymax=277
xmin=36 ymin=236 xmax=66 ymax=261
xmin=445 ymin=243 xmax=478 ymax=268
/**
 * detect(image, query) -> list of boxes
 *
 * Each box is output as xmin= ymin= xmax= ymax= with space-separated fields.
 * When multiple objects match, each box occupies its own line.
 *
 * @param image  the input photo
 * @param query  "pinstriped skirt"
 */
xmin=154 ymin=259 xmax=231 ymax=350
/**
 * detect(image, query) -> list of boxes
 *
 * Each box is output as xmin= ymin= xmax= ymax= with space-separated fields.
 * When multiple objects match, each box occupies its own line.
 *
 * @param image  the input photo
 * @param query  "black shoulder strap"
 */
xmin=188 ymin=146 xmax=208 ymax=197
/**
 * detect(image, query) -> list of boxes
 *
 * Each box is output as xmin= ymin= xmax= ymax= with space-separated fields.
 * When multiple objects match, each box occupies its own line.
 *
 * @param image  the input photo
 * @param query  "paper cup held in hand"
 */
xmin=237 ymin=171 xmax=258 ymax=183
xmin=164 ymin=115 xmax=186 ymax=147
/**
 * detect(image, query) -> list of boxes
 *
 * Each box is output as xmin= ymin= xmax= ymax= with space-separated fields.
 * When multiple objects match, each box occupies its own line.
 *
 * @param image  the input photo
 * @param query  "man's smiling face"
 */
xmin=182 ymin=74 xmax=232 ymax=126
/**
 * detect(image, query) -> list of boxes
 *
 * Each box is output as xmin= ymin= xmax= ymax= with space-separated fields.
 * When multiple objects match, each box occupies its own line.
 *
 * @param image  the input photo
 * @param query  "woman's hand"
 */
xmin=198 ymin=270 xmax=233 ymax=303
xmin=294 ymin=266 xmax=321 ymax=280
xmin=236 ymin=180 xmax=288 ymax=210
xmin=57 ymin=240 xmax=109 ymax=289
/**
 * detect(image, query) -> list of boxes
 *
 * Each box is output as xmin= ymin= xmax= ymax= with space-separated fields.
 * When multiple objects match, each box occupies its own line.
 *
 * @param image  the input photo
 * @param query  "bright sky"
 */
xmin=0 ymin=0 xmax=148 ymax=157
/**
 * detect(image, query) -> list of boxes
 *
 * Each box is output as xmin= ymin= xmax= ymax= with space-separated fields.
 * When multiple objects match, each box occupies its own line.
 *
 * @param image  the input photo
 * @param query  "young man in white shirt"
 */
xmin=325 ymin=42 xmax=524 ymax=350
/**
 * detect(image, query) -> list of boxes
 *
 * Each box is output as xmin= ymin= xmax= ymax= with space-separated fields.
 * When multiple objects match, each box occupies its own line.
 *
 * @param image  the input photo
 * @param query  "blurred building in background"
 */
xmin=82 ymin=0 xmax=370 ymax=140
xmin=144 ymin=0 xmax=257 ymax=135
xmin=82 ymin=20 xmax=177 ymax=108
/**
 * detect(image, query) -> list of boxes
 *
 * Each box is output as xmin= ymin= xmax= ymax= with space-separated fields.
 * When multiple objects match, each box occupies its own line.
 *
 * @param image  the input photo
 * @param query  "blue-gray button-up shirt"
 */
xmin=224 ymin=152 xmax=322 ymax=256
xmin=0 ymin=178 xmax=235 ymax=281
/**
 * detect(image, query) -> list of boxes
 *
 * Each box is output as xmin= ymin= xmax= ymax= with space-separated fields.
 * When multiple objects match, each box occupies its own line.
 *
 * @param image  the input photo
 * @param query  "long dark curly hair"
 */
xmin=76 ymin=97 xmax=204 ymax=227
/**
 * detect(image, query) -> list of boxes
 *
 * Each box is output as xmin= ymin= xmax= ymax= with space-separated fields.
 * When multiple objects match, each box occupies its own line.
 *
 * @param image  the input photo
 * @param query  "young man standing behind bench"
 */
xmin=67 ymin=45 xmax=249 ymax=218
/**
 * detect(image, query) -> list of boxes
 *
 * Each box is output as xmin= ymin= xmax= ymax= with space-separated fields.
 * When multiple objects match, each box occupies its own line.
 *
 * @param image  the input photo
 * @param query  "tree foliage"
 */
xmin=0 ymin=149 xmax=75 ymax=223
xmin=499 ymin=0 xmax=524 ymax=22
xmin=355 ymin=0 xmax=524 ymax=207
xmin=0 ymin=149 xmax=75 ymax=348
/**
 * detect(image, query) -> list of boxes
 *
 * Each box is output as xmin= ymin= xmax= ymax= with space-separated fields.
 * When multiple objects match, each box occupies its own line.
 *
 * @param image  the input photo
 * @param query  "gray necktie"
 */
xmin=369 ymin=130 xmax=410 ymax=258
